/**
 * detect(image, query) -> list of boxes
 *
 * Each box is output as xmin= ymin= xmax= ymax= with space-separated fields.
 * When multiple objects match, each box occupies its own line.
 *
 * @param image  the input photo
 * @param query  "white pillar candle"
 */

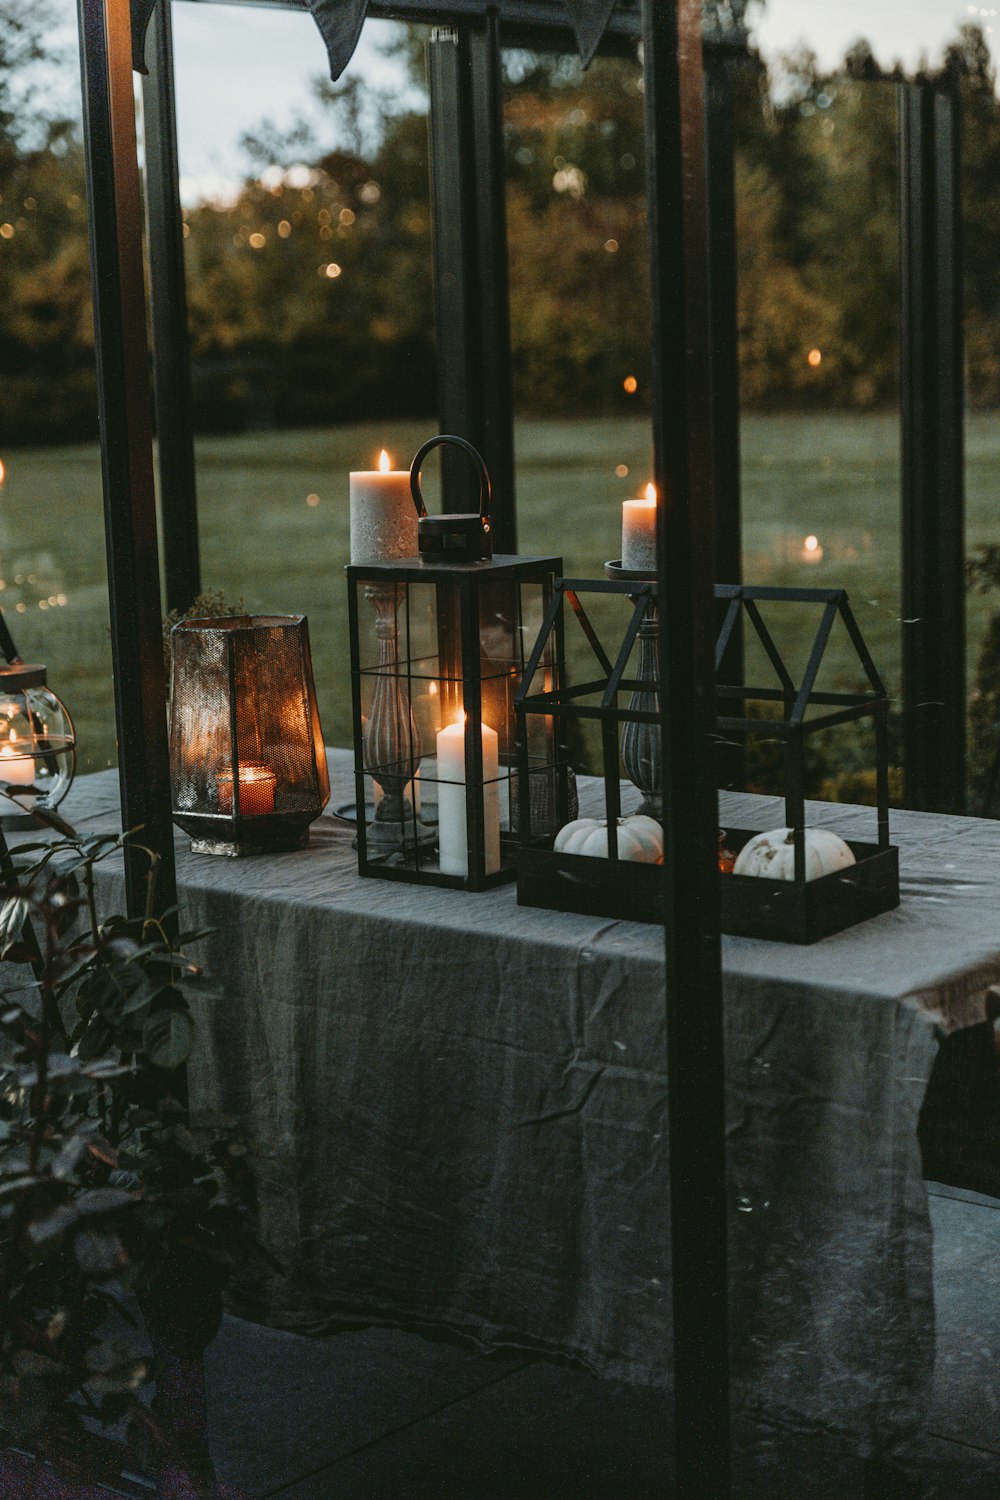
xmin=436 ymin=715 xmax=501 ymax=879
xmin=350 ymin=449 xmax=418 ymax=564
xmin=622 ymin=483 xmax=658 ymax=574
xmin=0 ymin=730 xmax=35 ymax=786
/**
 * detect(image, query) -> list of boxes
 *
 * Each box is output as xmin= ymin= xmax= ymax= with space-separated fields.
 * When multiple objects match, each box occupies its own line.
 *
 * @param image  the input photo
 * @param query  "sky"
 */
xmin=38 ymin=0 xmax=1000 ymax=199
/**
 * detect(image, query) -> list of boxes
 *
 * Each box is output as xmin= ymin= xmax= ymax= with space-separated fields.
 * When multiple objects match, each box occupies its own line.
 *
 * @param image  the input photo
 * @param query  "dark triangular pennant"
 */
xmin=130 ymin=0 xmax=156 ymax=75
xmin=562 ymin=0 xmax=621 ymax=69
xmin=306 ymin=0 xmax=370 ymax=83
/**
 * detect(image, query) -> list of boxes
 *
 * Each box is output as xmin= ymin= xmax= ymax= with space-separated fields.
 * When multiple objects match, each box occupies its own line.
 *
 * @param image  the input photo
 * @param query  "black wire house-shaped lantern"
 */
xmin=346 ymin=436 xmax=562 ymax=891
xmin=516 ymin=581 xmax=899 ymax=944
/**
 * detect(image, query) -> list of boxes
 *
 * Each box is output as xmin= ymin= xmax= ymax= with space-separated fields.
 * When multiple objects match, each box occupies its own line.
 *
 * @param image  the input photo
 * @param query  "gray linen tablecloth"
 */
xmin=51 ymin=751 xmax=1000 ymax=1459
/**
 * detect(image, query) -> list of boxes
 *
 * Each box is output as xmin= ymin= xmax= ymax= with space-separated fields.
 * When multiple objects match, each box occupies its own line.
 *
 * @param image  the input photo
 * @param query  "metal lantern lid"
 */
xmin=0 ymin=663 xmax=49 ymax=691
xmin=410 ymin=435 xmax=493 ymax=564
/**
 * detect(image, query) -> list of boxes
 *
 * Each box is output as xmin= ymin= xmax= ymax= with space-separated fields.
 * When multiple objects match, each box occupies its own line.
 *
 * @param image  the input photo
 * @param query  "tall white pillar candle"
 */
xmin=622 ymin=483 xmax=658 ymax=574
xmin=350 ymin=449 xmax=418 ymax=563
xmin=0 ymin=730 xmax=35 ymax=787
xmin=436 ymin=716 xmax=501 ymax=879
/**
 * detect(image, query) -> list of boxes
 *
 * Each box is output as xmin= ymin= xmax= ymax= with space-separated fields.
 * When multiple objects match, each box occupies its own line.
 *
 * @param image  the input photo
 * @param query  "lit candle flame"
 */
xmin=378 ymin=449 xmax=391 ymax=473
xmin=804 ymin=534 xmax=819 ymax=553
xmin=643 ymin=482 xmax=656 ymax=504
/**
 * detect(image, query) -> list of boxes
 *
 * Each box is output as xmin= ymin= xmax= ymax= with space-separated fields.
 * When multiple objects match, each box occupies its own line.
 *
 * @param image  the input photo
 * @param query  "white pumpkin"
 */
xmin=733 ymin=826 xmax=856 ymax=883
xmin=554 ymin=814 xmax=663 ymax=864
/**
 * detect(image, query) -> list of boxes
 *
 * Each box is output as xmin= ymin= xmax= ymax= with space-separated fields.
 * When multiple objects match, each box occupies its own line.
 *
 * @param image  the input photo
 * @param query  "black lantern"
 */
xmin=516 ymin=581 xmax=899 ymax=944
xmin=346 ymin=436 xmax=562 ymax=890
xmin=169 ymin=615 xmax=329 ymax=857
xmin=0 ymin=662 xmax=75 ymax=829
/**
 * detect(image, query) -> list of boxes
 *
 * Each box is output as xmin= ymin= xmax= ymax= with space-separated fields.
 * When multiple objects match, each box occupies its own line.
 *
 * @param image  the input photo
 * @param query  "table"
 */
xmin=54 ymin=751 xmax=1000 ymax=1463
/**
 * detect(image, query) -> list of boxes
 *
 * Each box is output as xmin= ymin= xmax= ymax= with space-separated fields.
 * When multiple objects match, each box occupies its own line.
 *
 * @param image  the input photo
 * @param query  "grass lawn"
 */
xmin=0 ymin=411 xmax=997 ymax=777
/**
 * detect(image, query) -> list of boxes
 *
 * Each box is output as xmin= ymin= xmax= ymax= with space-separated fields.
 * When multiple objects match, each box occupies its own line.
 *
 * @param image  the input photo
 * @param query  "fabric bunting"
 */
xmin=130 ymin=0 xmax=156 ymax=73
xmin=129 ymin=0 xmax=627 ymax=81
xmin=562 ymin=0 xmax=623 ymax=68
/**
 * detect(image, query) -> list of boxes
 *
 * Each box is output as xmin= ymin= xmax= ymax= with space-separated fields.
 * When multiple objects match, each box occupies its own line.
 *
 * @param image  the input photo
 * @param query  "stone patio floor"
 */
xmin=190 ymin=1182 xmax=1000 ymax=1498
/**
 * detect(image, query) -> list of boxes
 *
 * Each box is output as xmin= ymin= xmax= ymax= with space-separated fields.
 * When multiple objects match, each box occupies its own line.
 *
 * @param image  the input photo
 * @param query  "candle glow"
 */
xmin=622 ymin=483 xmax=658 ymax=574
xmin=217 ymin=761 xmax=277 ymax=817
xmin=350 ymin=447 xmax=418 ymax=563
xmin=0 ymin=728 xmax=35 ymax=787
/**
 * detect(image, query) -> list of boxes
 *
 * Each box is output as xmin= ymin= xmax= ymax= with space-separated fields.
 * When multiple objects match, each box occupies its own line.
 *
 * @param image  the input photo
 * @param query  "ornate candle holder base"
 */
xmin=363 ymin=791 xmax=436 ymax=858
xmin=605 ymin=560 xmax=661 ymax=821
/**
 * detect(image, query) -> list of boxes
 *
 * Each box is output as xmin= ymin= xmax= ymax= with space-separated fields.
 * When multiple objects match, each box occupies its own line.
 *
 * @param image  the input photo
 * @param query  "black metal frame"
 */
xmin=143 ymin=0 xmax=202 ymax=613
xmin=899 ymin=74 xmax=965 ymax=814
xmin=427 ymin=20 xmax=517 ymax=547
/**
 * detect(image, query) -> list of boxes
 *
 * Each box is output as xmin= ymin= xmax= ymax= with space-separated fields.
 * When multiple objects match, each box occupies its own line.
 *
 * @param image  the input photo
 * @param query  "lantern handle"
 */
xmin=409 ymin=435 xmax=491 ymax=522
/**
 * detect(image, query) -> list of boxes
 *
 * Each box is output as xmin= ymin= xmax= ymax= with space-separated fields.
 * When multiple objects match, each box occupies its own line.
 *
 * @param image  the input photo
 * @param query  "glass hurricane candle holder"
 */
xmin=0 ymin=663 xmax=75 ymax=828
xmin=169 ymin=615 xmax=329 ymax=857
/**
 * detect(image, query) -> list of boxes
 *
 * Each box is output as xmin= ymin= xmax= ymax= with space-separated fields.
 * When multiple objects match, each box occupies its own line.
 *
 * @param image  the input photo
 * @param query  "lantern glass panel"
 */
xmin=348 ymin=556 xmax=562 ymax=890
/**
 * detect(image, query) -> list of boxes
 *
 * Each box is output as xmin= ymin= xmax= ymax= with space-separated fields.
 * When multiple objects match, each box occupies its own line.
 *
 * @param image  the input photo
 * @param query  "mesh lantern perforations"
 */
xmin=0 ymin=663 xmax=75 ymax=827
xmin=169 ymin=615 xmax=329 ymax=856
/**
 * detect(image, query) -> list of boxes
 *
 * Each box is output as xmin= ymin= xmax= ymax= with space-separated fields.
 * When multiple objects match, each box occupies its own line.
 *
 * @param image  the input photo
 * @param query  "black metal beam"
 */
xmin=643 ymin=0 xmax=729 ymax=1495
xmin=705 ymin=52 xmax=743 ymax=792
xmin=77 ymin=0 xmax=177 ymax=920
xmin=899 ymin=78 xmax=965 ymax=813
xmin=427 ymin=19 xmax=517 ymax=550
xmin=175 ymin=0 xmax=644 ymax=47
xmin=142 ymin=0 xmax=203 ymax=615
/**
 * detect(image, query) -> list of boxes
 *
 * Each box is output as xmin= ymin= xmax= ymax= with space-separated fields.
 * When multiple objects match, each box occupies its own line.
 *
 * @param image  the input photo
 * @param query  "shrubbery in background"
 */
xmin=4 ymin=12 xmax=1000 ymax=440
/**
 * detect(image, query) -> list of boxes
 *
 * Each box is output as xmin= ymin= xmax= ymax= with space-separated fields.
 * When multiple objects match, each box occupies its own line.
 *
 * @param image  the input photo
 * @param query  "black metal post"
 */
xmin=77 ymin=0 xmax=177 ymax=921
xmin=899 ymin=76 xmax=965 ymax=813
xmin=705 ymin=52 xmax=743 ymax=791
xmin=643 ymin=0 xmax=730 ymax=1496
xmin=142 ymin=0 xmax=202 ymax=614
xmin=426 ymin=17 xmax=517 ymax=550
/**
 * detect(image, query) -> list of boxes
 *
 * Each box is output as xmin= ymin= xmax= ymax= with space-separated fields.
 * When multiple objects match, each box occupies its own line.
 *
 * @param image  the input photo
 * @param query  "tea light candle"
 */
xmin=217 ymin=762 xmax=276 ymax=817
xmin=0 ymin=731 xmax=35 ymax=786
xmin=436 ymin=715 xmax=500 ymax=878
xmin=350 ymin=448 xmax=418 ymax=564
xmin=622 ymin=483 xmax=657 ymax=574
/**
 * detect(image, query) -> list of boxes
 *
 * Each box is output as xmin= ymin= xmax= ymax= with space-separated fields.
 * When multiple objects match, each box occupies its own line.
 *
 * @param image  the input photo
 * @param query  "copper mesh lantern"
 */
xmin=0 ymin=662 xmax=75 ymax=828
xmin=169 ymin=615 xmax=329 ymax=856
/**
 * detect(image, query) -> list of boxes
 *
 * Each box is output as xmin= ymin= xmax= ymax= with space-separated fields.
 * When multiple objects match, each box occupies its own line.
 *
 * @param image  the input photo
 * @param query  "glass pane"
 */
xmin=0 ymin=0 xmax=110 ymax=774
xmin=503 ymin=42 xmax=653 ymax=776
xmin=734 ymin=68 xmax=903 ymax=798
xmin=171 ymin=5 xmax=436 ymax=753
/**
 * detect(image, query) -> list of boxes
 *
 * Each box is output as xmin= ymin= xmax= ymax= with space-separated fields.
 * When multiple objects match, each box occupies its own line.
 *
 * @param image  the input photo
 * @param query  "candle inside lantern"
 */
xmin=350 ymin=448 xmax=418 ymax=564
xmin=0 ymin=728 xmax=35 ymax=786
xmin=436 ymin=714 xmax=501 ymax=878
xmin=217 ymin=762 xmax=277 ymax=817
xmin=622 ymin=483 xmax=657 ymax=574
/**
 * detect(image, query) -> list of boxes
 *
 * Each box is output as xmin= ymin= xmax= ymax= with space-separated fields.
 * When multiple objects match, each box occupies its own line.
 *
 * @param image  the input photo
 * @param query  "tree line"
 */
xmin=2 ymin=9 xmax=1000 ymax=444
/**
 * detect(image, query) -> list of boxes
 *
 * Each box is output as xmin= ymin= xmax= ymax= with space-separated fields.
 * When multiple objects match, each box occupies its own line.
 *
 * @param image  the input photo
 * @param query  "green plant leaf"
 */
xmin=142 ymin=1006 xmax=194 ymax=1071
xmin=0 ymin=896 xmax=27 ymax=955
